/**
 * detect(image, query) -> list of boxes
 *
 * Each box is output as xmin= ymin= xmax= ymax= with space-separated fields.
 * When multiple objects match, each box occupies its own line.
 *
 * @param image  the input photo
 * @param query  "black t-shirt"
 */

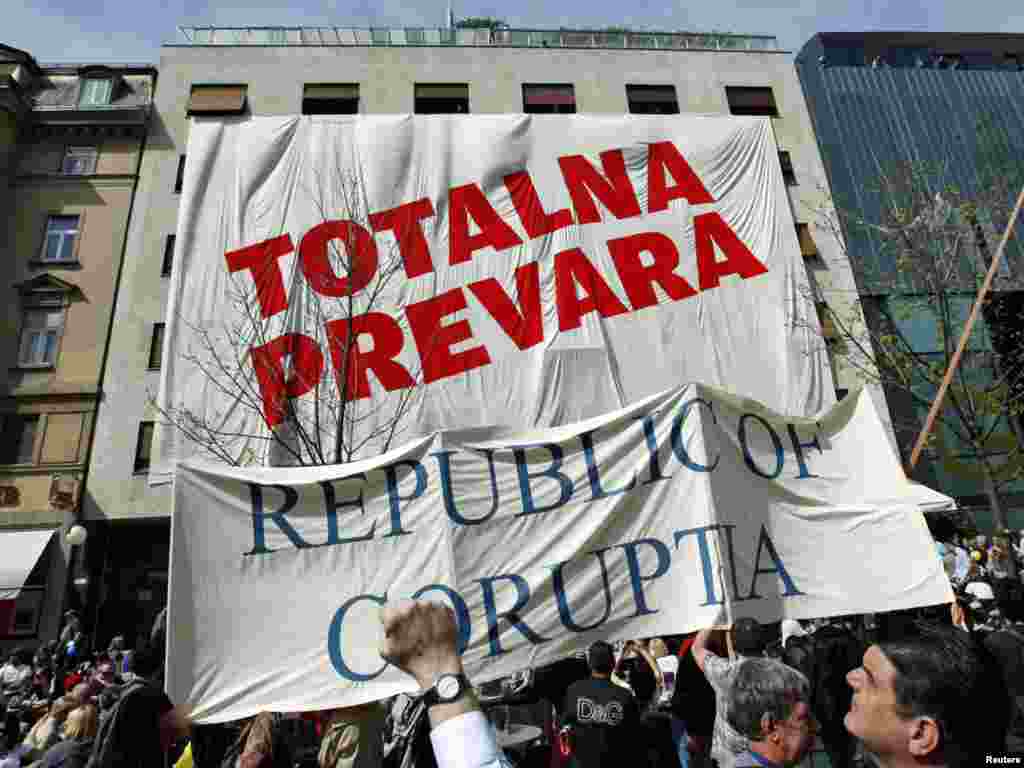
xmin=562 ymin=677 xmax=640 ymax=768
xmin=616 ymin=656 xmax=656 ymax=704
xmin=670 ymin=647 xmax=715 ymax=738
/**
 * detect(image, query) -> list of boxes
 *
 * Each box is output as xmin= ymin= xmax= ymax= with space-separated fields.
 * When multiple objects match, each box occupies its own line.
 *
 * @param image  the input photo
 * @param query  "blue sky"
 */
xmin=6 ymin=0 xmax=1024 ymax=64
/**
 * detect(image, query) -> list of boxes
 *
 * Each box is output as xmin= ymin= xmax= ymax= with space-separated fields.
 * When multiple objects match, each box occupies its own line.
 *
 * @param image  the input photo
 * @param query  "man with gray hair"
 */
xmin=725 ymin=657 xmax=818 ymax=768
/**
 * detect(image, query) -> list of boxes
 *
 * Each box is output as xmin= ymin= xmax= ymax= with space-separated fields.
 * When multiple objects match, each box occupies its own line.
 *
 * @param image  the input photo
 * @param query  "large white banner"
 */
xmin=167 ymin=385 xmax=953 ymax=723
xmin=156 ymin=115 xmax=833 ymax=479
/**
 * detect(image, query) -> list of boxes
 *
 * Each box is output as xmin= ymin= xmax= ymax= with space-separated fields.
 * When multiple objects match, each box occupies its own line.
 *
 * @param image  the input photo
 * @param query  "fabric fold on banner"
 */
xmin=154 ymin=114 xmax=835 ymax=484
xmin=167 ymin=385 xmax=953 ymax=724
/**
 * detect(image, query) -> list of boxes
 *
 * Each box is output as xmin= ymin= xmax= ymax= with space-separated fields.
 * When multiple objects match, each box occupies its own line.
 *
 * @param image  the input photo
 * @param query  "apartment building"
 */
xmin=82 ymin=26 xmax=868 ymax=646
xmin=0 ymin=42 xmax=154 ymax=649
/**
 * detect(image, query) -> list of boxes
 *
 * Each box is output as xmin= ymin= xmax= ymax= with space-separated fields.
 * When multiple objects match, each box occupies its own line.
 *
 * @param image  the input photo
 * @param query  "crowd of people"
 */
xmin=2 ymin=525 xmax=1024 ymax=768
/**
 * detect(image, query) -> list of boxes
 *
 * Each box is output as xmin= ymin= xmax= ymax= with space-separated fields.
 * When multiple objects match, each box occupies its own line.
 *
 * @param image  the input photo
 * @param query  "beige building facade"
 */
xmin=83 ymin=27 xmax=874 ymax=647
xmin=0 ymin=43 xmax=154 ymax=650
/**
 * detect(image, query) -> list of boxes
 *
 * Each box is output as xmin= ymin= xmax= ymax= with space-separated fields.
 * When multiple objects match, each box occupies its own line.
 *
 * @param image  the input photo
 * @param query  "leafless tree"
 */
xmin=799 ymin=124 xmax=1024 ymax=537
xmin=152 ymin=160 xmax=437 ymax=467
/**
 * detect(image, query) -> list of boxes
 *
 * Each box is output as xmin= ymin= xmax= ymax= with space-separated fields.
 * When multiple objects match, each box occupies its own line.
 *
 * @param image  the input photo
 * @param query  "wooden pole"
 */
xmin=908 ymin=185 xmax=1024 ymax=470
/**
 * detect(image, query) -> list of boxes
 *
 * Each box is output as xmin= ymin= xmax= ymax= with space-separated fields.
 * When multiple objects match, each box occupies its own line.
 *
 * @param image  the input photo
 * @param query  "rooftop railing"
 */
xmin=175 ymin=26 xmax=780 ymax=52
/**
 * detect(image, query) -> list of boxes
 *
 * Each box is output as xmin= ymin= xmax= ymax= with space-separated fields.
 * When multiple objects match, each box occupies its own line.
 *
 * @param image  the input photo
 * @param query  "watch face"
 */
xmin=436 ymin=674 xmax=461 ymax=700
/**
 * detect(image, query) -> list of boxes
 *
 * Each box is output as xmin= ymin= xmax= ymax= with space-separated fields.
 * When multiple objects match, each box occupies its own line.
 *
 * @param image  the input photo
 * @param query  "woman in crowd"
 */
xmin=37 ymin=704 xmax=98 ymax=768
xmin=20 ymin=696 xmax=78 ymax=763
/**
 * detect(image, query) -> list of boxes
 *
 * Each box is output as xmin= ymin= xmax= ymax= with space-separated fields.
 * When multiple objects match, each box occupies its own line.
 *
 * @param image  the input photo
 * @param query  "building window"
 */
xmin=522 ymin=84 xmax=576 ymax=114
xmin=175 ymin=155 xmax=186 ymax=193
xmin=796 ymin=223 xmax=819 ymax=259
xmin=42 ymin=215 xmax=81 ymax=263
xmin=725 ymin=86 xmax=779 ymax=117
xmin=187 ymin=84 xmax=248 ymax=116
xmin=414 ymin=84 xmax=469 ymax=114
xmin=0 ymin=415 xmax=39 ymax=465
xmin=62 ymin=146 xmax=98 ymax=175
xmin=302 ymin=84 xmax=359 ymax=115
xmin=148 ymin=323 xmax=166 ymax=370
xmin=626 ymin=85 xmax=679 ymax=115
xmin=79 ymin=78 xmax=113 ymax=107
xmin=134 ymin=421 xmax=155 ymax=473
xmin=18 ymin=307 xmax=65 ymax=367
xmin=162 ymin=235 xmax=176 ymax=277
xmin=779 ymin=151 xmax=796 ymax=185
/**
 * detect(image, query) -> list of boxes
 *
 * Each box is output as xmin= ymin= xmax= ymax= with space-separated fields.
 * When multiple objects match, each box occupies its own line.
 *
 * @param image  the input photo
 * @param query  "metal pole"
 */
xmin=908 ymin=185 xmax=1024 ymax=469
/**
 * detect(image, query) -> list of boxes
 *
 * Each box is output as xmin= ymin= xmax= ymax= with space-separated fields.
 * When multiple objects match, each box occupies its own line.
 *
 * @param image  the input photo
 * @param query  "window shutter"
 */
xmin=187 ymin=85 xmax=248 ymax=115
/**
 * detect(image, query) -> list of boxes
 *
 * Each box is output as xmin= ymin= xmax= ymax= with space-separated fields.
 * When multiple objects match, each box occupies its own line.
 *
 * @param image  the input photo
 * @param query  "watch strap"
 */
xmin=422 ymin=672 xmax=471 ymax=707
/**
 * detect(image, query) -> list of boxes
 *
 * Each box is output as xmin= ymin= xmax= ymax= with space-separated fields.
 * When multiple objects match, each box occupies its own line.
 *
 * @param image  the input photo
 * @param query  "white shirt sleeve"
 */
xmin=429 ymin=710 xmax=515 ymax=768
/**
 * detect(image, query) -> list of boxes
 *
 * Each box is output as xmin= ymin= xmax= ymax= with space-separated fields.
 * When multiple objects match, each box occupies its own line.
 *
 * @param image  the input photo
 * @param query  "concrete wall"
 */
xmin=84 ymin=42 xmax=870 ymax=522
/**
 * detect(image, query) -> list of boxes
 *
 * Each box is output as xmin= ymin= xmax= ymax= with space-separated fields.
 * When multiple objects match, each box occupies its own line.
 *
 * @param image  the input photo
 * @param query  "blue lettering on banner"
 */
xmin=477 ymin=573 xmax=550 ymax=656
xmin=738 ymin=413 xmax=784 ymax=479
xmin=514 ymin=444 xmax=575 ymax=516
xmin=620 ymin=538 xmax=672 ymax=616
xmin=747 ymin=524 xmax=804 ymax=598
xmin=383 ymin=460 xmax=426 ymax=537
xmin=671 ymin=398 xmax=720 ymax=472
xmin=328 ymin=592 xmax=389 ymax=682
xmin=787 ymin=424 xmax=822 ymax=479
xmin=323 ymin=529 xmax=806 ymax=681
xmin=674 ymin=525 xmax=724 ymax=606
xmin=580 ymin=429 xmax=637 ymax=500
xmin=638 ymin=413 xmax=672 ymax=485
xmin=550 ymin=548 xmax=615 ymax=632
xmin=320 ymin=474 xmax=376 ymax=546
xmin=245 ymin=483 xmax=308 ymax=555
xmin=433 ymin=449 xmax=500 ymax=525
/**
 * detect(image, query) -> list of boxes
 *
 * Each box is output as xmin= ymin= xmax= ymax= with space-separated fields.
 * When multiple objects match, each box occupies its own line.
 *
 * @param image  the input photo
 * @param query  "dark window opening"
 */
xmin=522 ymin=84 xmax=576 ymax=114
xmin=725 ymin=86 xmax=778 ymax=117
xmin=148 ymin=323 xmax=165 ymax=370
xmin=415 ymin=84 xmax=469 ymax=114
xmin=626 ymin=85 xmax=679 ymax=115
xmin=174 ymin=155 xmax=186 ymax=193
xmin=134 ymin=421 xmax=154 ymax=474
xmin=302 ymin=97 xmax=359 ymax=115
xmin=162 ymin=235 xmax=175 ymax=277
xmin=836 ymin=388 xmax=849 ymax=401
xmin=0 ymin=415 xmax=39 ymax=465
xmin=779 ymin=151 xmax=796 ymax=185
xmin=302 ymin=84 xmax=360 ymax=115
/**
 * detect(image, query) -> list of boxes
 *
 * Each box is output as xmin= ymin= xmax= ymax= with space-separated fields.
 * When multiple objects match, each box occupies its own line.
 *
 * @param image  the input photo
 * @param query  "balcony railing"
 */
xmin=176 ymin=26 xmax=780 ymax=52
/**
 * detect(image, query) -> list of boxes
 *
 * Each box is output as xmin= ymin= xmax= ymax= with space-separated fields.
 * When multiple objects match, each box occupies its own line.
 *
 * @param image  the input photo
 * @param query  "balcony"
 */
xmin=175 ymin=26 xmax=780 ymax=52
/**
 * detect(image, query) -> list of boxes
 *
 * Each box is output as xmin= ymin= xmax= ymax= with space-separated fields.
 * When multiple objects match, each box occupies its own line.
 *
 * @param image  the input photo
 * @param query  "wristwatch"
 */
xmin=423 ymin=672 xmax=471 ymax=707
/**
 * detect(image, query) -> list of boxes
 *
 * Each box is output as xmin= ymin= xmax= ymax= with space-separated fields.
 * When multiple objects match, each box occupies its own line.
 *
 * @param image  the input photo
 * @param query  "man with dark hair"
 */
xmin=561 ymin=641 xmax=641 ymax=767
xmin=845 ymin=623 xmax=1010 ymax=767
xmin=725 ymin=657 xmax=817 ymax=768
xmin=692 ymin=619 xmax=767 ymax=768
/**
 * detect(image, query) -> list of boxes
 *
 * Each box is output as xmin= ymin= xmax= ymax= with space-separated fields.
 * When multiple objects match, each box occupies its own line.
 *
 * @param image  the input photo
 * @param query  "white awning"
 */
xmin=0 ymin=529 xmax=55 ymax=601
